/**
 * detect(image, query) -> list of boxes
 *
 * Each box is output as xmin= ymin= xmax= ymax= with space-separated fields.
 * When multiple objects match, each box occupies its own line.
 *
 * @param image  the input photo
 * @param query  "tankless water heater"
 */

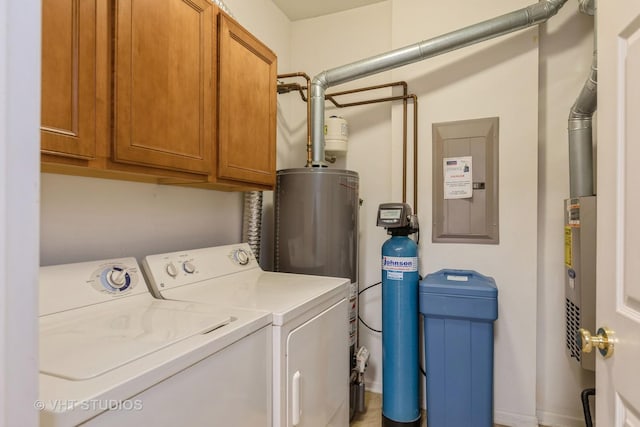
xmin=564 ymin=196 xmax=596 ymax=371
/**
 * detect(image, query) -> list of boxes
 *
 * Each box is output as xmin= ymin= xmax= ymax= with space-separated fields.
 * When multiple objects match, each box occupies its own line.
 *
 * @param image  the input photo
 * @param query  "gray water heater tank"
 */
xmin=274 ymin=167 xmax=359 ymax=343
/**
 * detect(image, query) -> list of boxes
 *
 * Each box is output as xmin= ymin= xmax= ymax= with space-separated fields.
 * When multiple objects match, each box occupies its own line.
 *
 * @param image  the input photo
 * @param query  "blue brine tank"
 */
xmin=381 ymin=235 xmax=420 ymax=426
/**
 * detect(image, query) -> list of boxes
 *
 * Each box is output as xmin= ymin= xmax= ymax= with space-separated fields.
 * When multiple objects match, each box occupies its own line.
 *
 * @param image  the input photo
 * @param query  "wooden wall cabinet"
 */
xmin=41 ymin=1 xmax=277 ymax=190
xmin=113 ymin=0 xmax=213 ymax=176
xmin=215 ymin=13 xmax=277 ymax=189
xmin=41 ymin=0 xmax=97 ymax=160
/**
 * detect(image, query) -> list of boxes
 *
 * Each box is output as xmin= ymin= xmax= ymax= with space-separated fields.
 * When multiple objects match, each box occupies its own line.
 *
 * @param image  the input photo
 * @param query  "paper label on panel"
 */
xmin=444 ymin=156 xmax=473 ymax=199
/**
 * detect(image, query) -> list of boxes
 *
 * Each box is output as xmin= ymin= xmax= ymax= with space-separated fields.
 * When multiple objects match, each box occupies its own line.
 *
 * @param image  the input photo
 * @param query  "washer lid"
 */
xmin=39 ymin=296 xmax=230 ymax=380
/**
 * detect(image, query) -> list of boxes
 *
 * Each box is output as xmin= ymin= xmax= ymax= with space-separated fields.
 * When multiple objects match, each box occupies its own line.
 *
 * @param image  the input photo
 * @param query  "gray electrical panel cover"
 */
xmin=432 ymin=117 xmax=499 ymax=244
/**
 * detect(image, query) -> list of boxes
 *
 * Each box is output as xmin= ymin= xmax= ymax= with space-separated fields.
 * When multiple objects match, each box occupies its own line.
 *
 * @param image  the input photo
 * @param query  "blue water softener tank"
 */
xmin=419 ymin=269 xmax=498 ymax=427
xmin=377 ymin=203 xmax=420 ymax=427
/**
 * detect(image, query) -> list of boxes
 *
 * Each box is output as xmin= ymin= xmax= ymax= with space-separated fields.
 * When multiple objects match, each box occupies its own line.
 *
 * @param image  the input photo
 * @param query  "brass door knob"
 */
xmin=577 ymin=327 xmax=615 ymax=358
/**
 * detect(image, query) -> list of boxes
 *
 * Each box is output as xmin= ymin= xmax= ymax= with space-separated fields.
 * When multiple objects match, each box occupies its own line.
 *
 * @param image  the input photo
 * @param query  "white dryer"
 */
xmin=39 ymin=257 xmax=272 ymax=427
xmin=142 ymin=244 xmax=349 ymax=427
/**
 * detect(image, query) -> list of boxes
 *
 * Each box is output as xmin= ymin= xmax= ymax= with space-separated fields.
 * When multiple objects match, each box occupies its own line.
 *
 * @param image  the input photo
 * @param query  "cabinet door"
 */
xmin=41 ymin=0 xmax=96 ymax=159
xmin=218 ymin=14 xmax=277 ymax=187
xmin=114 ymin=0 xmax=213 ymax=174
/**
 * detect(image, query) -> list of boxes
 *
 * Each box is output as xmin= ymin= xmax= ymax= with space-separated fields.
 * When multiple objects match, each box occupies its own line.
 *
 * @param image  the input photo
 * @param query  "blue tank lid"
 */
xmin=420 ymin=269 xmax=497 ymax=298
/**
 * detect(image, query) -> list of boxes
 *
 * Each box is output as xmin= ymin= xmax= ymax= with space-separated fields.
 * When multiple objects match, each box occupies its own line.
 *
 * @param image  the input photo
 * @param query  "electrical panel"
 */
xmin=432 ymin=117 xmax=499 ymax=244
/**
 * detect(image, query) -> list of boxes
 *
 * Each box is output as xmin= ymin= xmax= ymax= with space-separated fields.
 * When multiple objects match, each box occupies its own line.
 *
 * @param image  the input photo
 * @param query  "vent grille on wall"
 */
xmin=565 ymin=298 xmax=581 ymax=362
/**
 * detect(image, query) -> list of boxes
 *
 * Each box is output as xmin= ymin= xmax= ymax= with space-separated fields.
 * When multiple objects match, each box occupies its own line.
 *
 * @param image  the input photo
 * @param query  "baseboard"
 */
xmin=367 ymin=386 xmax=574 ymax=427
xmin=364 ymin=380 xmax=382 ymax=394
xmin=536 ymin=410 xmax=587 ymax=427
xmin=494 ymin=410 xmax=539 ymax=427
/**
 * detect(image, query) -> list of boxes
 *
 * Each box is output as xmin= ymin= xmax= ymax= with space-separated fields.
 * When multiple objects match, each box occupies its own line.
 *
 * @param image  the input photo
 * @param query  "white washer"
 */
xmin=142 ymin=244 xmax=350 ymax=427
xmin=39 ymin=257 xmax=272 ymax=427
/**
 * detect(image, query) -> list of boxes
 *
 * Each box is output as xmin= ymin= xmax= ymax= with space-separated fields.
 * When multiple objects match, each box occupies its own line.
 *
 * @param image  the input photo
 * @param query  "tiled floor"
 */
xmin=349 ymin=392 xmax=510 ymax=427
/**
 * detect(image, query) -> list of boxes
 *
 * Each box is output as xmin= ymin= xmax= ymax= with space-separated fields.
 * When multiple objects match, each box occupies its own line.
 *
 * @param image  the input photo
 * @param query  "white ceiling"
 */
xmin=271 ymin=0 xmax=386 ymax=21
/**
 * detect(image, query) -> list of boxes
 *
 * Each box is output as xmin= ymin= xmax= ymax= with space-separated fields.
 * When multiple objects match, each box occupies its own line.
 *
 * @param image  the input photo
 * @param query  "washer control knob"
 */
xmin=183 ymin=261 xmax=196 ymax=274
xmin=107 ymin=268 xmax=127 ymax=288
xmin=166 ymin=263 xmax=178 ymax=277
xmin=234 ymin=249 xmax=250 ymax=266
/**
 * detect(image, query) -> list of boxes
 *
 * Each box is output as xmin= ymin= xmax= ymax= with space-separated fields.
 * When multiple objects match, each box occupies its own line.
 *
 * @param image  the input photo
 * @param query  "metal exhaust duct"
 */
xmin=242 ymin=191 xmax=263 ymax=263
xmin=310 ymin=0 xmax=568 ymax=166
xmin=568 ymin=51 xmax=597 ymax=197
xmin=568 ymin=0 xmax=597 ymax=197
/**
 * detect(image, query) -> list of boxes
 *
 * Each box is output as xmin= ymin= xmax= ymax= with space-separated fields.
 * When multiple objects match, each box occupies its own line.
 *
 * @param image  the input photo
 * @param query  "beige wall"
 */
xmin=537 ymin=3 xmax=596 ymax=426
xmin=391 ymin=1 xmax=539 ymax=425
xmin=40 ymin=174 xmax=244 ymax=265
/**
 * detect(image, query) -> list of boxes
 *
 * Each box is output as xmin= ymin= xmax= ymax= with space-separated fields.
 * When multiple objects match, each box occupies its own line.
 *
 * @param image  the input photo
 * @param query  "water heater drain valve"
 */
xmin=356 ymin=346 xmax=370 ymax=374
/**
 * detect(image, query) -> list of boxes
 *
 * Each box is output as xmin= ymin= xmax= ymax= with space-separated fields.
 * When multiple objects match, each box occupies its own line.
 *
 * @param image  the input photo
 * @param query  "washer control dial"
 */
xmin=107 ymin=269 xmax=127 ymax=288
xmin=233 ymin=248 xmax=250 ymax=266
xmin=92 ymin=264 xmax=137 ymax=294
xmin=183 ymin=261 xmax=196 ymax=274
xmin=166 ymin=262 xmax=178 ymax=278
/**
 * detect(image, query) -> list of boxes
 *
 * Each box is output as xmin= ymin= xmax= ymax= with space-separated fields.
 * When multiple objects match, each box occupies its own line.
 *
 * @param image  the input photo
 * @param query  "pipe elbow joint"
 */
xmin=546 ymin=0 xmax=569 ymax=13
xmin=579 ymin=0 xmax=596 ymax=16
xmin=528 ymin=0 xmax=567 ymax=23
xmin=311 ymin=72 xmax=329 ymax=94
xmin=568 ymin=114 xmax=587 ymax=124
xmin=568 ymin=113 xmax=593 ymax=131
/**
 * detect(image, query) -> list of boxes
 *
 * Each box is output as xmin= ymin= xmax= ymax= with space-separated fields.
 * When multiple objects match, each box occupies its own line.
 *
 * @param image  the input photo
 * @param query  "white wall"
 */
xmin=0 ymin=0 xmax=40 ymax=425
xmin=537 ymin=4 xmax=596 ymax=427
xmin=40 ymin=0 xmax=292 ymax=267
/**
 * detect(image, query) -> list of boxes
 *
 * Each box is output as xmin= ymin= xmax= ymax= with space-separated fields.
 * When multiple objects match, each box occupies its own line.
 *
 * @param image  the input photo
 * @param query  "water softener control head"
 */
xmin=376 ymin=202 xmax=419 ymax=235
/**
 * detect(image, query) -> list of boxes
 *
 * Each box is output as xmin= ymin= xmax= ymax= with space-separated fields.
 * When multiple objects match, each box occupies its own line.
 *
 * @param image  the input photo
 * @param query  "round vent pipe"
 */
xmin=310 ymin=0 xmax=569 ymax=166
xmin=568 ymin=0 xmax=597 ymax=197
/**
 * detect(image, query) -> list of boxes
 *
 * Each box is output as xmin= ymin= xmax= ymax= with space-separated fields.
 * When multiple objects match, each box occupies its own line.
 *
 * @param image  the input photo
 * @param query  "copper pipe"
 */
xmin=325 ymin=82 xmax=411 ymax=205
xmin=403 ymin=89 xmax=408 ymax=205
xmin=277 ymin=72 xmax=312 ymax=166
xmin=411 ymin=95 xmax=418 ymax=214
xmin=325 ymin=94 xmax=409 ymax=108
xmin=276 ymin=77 xmax=418 ymax=210
xmin=325 ymin=81 xmax=408 ymax=96
xmin=330 ymin=88 xmax=414 ymax=206
xmin=325 ymin=84 xmax=415 ymax=211
xmin=277 ymin=83 xmax=308 ymax=102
